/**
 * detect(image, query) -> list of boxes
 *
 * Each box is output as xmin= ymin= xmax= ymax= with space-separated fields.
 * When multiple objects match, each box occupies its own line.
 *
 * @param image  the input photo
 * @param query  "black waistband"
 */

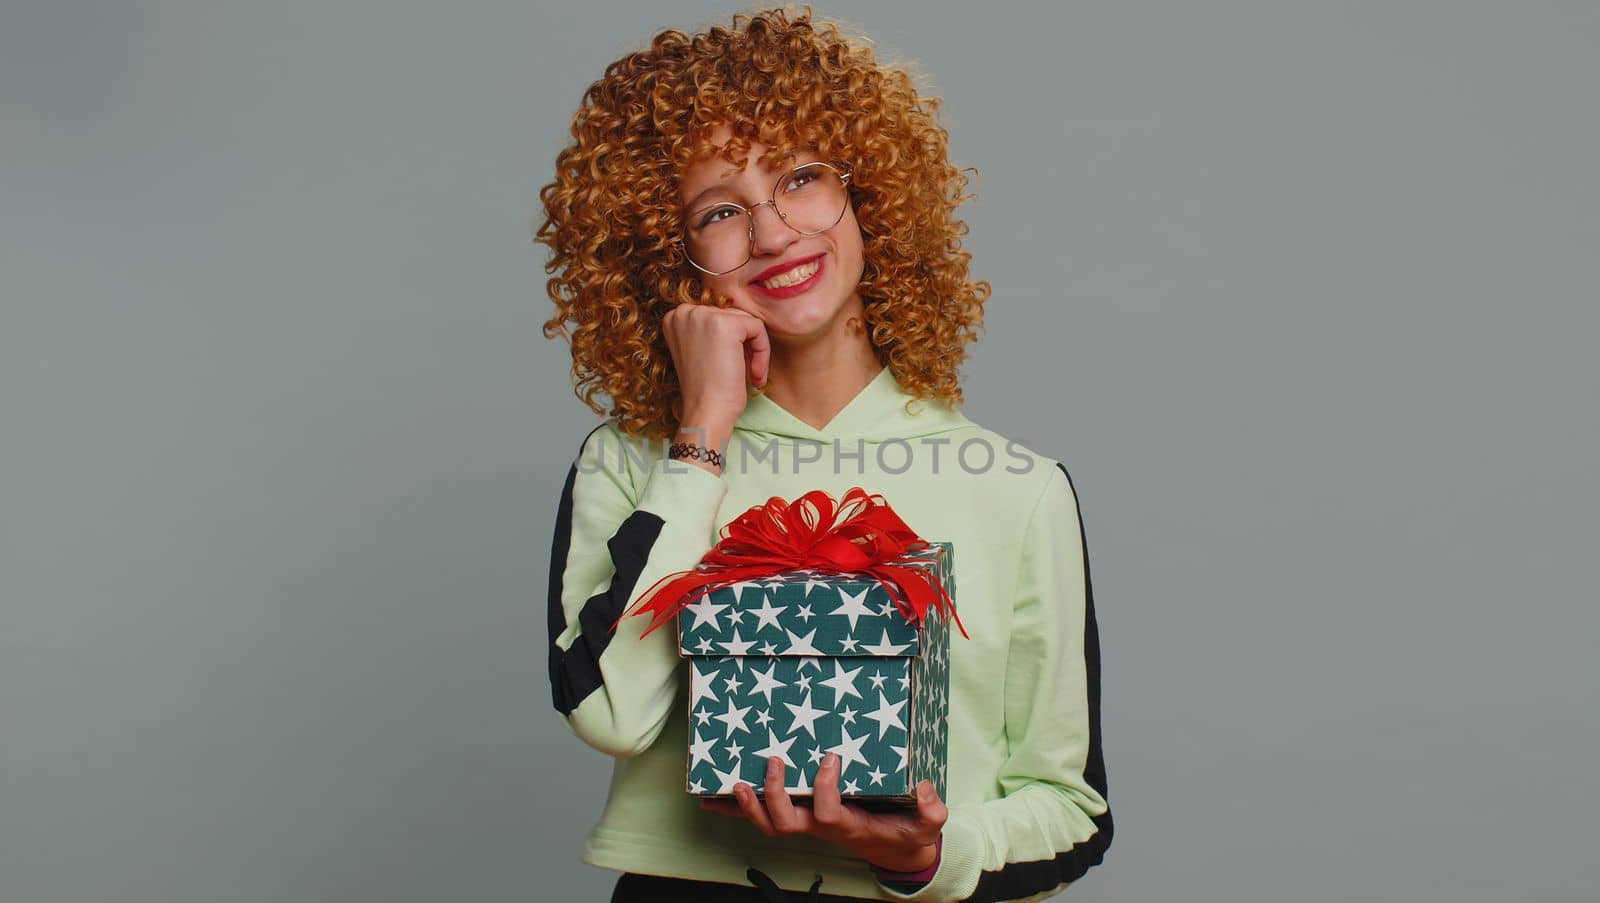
xmin=611 ymin=868 xmax=874 ymax=902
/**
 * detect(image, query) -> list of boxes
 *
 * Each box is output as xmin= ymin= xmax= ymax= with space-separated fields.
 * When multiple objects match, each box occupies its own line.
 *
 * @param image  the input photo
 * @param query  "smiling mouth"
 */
xmin=756 ymin=258 xmax=822 ymax=289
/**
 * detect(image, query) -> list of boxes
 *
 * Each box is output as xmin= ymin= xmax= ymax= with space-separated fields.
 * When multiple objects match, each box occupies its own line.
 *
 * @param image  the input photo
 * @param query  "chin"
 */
xmin=739 ymin=289 xmax=854 ymax=338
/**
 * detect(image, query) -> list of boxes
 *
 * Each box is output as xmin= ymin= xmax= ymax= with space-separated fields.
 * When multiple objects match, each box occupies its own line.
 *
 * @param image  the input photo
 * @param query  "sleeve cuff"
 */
xmin=874 ymin=811 xmax=984 ymax=901
xmin=872 ymin=835 xmax=942 ymax=886
xmin=635 ymin=455 xmax=728 ymax=540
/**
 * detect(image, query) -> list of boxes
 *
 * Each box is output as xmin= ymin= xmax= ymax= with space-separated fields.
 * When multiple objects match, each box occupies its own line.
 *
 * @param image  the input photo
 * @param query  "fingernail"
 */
xmin=919 ymin=781 xmax=933 ymax=800
xmin=825 ymin=753 xmax=838 ymax=768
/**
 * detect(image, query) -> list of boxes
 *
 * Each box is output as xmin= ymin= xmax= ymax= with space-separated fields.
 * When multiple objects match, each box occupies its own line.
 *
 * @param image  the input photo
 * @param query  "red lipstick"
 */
xmin=749 ymin=253 xmax=825 ymax=300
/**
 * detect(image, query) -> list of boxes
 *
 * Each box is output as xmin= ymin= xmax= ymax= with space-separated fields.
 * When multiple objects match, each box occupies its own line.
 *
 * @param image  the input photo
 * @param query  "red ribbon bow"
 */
xmin=611 ymin=487 xmax=967 ymax=642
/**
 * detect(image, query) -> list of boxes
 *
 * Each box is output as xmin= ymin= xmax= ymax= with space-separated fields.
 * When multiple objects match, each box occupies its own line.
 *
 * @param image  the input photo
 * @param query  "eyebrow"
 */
xmin=684 ymin=182 xmax=740 ymax=215
xmin=682 ymin=153 xmax=817 ymax=214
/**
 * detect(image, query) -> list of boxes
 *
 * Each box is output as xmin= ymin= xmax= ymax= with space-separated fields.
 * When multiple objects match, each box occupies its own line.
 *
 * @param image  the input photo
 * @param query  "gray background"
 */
xmin=2 ymin=1 xmax=1595 ymax=901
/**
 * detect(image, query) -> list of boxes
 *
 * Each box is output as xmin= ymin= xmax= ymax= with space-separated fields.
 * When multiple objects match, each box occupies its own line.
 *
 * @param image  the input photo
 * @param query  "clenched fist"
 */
xmin=663 ymin=304 xmax=770 ymax=445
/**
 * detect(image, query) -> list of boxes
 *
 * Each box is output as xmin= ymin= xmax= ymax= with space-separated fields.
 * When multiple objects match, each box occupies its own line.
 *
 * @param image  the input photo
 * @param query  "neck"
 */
xmin=760 ymin=303 xmax=883 ymax=432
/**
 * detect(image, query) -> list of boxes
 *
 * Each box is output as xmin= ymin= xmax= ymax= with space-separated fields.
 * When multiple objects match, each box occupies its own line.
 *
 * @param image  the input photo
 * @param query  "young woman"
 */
xmin=538 ymin=9 xmax=1112 ymax=901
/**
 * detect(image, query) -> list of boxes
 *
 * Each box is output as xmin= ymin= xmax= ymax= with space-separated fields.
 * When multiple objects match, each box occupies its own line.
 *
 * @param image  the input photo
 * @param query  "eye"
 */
xmin=784 ymin=169 xmax=821 ymax=192
xmin=695 ymin=205 xmax=742 ymax=229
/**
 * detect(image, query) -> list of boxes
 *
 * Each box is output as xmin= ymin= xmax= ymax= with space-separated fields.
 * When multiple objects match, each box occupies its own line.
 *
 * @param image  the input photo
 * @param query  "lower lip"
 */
xmin=751 ymin=256 xmax=825 ymax=300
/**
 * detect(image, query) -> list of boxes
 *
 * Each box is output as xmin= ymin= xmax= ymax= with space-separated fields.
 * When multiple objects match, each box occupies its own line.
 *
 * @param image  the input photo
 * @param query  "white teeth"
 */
xmin=759 ymin=258 xmax=820 ymax=288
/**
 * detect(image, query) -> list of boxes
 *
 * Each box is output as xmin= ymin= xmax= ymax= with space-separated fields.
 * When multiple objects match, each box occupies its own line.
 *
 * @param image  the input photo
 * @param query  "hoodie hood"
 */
xmin=731 ymin=365 xmax=973 ymax=443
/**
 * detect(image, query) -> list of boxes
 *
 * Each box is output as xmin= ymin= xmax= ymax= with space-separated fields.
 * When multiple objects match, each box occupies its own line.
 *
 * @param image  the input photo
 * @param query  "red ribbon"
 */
xmin=610 ymin=487 xmax=967 ymax=642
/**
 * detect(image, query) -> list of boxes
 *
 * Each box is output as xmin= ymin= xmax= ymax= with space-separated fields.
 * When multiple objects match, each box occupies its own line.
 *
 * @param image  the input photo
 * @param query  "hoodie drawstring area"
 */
xmin=745 ymin=867 xmax=823 ymax=902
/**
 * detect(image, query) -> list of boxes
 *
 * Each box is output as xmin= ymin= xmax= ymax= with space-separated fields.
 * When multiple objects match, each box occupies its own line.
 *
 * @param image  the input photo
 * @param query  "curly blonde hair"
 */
xmin=535 ymin=5 xmax=990 ymax=440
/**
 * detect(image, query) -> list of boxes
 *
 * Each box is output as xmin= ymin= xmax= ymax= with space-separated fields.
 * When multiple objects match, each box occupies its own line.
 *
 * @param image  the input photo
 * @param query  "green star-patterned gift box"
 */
xmin=677 ymin=542 xmax=953 ymax=807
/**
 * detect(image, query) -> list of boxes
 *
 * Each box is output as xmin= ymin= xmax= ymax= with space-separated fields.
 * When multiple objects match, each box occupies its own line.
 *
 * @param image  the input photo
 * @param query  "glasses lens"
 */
xmin=773 ymin=163 xmax=849 ymax=235
xmin=683 ymin=204 xmax=752 ymax=275
xmin=681 ymin=163 xmax=849 ymax=275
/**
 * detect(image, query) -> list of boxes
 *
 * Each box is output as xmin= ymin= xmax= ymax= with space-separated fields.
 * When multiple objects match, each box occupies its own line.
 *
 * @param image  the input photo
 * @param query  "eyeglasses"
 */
xmin=674 ymin=161 xmax=853 ymax=276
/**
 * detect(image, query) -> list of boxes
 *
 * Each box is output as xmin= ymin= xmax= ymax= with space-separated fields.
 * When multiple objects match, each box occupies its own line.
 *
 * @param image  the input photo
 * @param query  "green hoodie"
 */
xmin=547 ymin=365 xmax=1112 ymax=902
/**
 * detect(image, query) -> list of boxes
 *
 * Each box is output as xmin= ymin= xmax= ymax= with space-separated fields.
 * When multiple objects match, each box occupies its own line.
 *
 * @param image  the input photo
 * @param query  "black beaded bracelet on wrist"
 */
xmin=668 ymin=441 xmax=724 ymax=469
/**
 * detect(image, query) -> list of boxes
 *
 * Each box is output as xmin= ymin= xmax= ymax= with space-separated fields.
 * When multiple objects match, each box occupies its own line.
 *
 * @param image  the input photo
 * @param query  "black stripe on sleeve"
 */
xmin=546 ymin=426 xmax=668 ymax=716
xmin=968 ymin=463 xmax=1113 ymax=901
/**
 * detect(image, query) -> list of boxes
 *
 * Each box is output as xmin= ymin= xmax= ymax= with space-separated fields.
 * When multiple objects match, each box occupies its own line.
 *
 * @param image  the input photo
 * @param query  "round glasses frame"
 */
xmin=672 ymin=161 xmax=854 ymax=277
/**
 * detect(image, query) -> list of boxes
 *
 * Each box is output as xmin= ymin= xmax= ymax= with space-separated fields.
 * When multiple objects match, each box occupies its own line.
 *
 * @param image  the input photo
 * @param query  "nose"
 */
xmin=748 ymin=201 xmax=797 ymax=258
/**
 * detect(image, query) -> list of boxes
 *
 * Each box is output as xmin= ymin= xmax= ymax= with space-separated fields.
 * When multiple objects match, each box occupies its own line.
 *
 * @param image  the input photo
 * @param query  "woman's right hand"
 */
xmin=662 ymin=304 xmax=770 ymax=443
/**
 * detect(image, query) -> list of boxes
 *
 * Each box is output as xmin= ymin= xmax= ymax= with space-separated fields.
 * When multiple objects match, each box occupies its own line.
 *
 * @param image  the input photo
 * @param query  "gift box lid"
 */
xmin=677 ymin=542 xmax=953 ymax=659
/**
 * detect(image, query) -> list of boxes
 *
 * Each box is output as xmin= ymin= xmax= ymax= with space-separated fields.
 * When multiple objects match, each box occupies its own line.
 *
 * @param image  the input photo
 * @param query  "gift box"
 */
xmin=678 ymin=541 xmax=954 ymax=806
xmin=612 ymin=487 xmax=965 ymax=808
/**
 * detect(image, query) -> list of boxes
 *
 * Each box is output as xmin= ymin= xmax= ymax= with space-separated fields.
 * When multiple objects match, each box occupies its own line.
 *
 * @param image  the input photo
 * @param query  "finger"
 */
xmin=761 ymin=757 xmax=812 ymax=835
xmin=812 ymin=753 xmax=843 ymax=828
xmin=914 ymin=780 xmax=950 ymax=842
xmin=732 ymin=782 xmax=777 ymax=837
xmin=741 ymin=315 xmax=771 ymax=387
xmin=743 ymin=343 xmax=761 ymax=389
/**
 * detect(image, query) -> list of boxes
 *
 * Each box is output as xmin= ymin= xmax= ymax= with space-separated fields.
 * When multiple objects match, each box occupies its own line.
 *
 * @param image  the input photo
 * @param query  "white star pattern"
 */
xmin=689 ymin=731 xmax=717 ymax=769
xmin=713 ymin=698 xmax=752 ymax=736
xmin=864 ymin=690 xmax=907 ymax=739
xmin=819 ymin=661 xmax=864 ymax=703
xmin=827 ymin=587 xmax=875 ymax=632
xmin=863 ymin=629 xmax=911 ymax=656
xmin=681 ymin=548 xmax=954 ymax=806
xmin=747 ymin=662 xmax=785 ymax=704
xmin=749 ymin=597 xmax=788 ymax=633
xmin=753 ymin=728 xmax=798 ymax=769
xmin=691 ymin=662 xmax=720 ymax=708
xmin=827 ymin=727 xmax=871 ymax=775
xmin=783 ymin=691 xmax=828 ymax=739
xmin=720 ymin=628 xmax=755 ymax=658
xmin=713 ymin=760 xmax=746 ymax=794
xmin=788 ymin=763 xmax=813 ymax=795
xmin=783 ymin=627 xmax=823 ymax=657
xmin=683 ymin=596 xmax=728 ymax=632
